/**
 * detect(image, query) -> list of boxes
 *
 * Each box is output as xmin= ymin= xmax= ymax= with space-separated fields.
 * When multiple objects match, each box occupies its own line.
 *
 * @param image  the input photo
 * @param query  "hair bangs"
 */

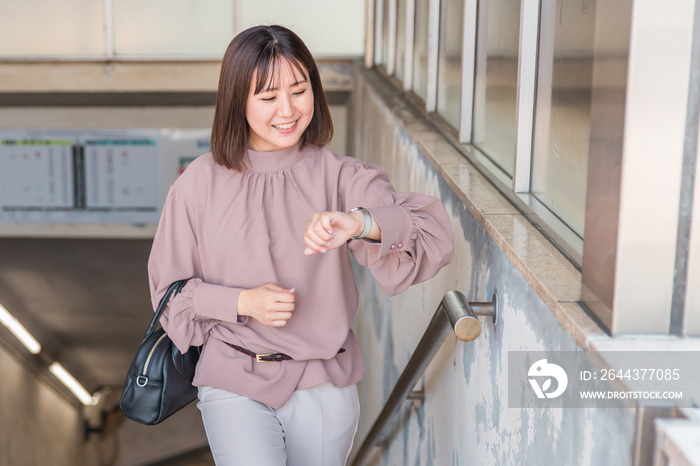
xmin=253 ymin=54 xmax=309 ymax=95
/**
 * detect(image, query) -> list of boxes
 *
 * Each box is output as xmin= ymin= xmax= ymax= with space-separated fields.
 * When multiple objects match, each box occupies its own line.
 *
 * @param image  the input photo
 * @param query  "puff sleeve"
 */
xmin=341 ymin=162 xmax=454 ymax=296
xmin=147 ymin=186 xmax=247 ymax=353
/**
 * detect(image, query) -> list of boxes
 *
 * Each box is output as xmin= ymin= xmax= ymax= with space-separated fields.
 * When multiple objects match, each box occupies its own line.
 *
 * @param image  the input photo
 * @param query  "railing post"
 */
xmin=349 ymin=291 xmax=496 ymax=466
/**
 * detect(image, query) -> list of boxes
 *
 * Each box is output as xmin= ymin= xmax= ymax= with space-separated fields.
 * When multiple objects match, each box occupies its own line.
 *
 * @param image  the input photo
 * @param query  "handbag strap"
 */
xmin=145 ymin=279 xmax=189 ymax=338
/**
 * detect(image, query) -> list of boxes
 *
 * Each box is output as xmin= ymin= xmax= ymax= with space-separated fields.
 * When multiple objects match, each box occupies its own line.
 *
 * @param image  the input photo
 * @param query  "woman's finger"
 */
xmin=270 ymin=301 xmax=295 ymax=312
xmin=313 ymin=216 xmax=333 ymax=239
xmin=304 ymin=227 xmax=329 ymax=247
xmin=308 ymin=218 xmax=333 ymax=242
xmin=273 ymin=292 xmax=297 ymax=303
xmin=320 ymin=214 xmax=335 ymax=234
xmin=303 ymin=233 xmax=330 ymax=254
xmin=264 ymin=283 xmax=288 ymax=292
xmin=303 ymin=233 xmax=329 ymax=249
xmin=267 ymin=310 xmax=293 ymax=326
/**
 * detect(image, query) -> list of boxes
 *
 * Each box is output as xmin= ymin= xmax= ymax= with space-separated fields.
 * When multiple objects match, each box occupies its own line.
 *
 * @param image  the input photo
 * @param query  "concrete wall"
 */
xmin=350 ymin=69 xmax=637 ymax=465
xmin=0 ymin=343 xmax=99 ymax=466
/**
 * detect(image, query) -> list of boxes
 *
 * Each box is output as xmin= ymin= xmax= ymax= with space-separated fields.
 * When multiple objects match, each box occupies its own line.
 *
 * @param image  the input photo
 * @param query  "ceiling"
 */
xmin=0 ymin=237 xmax=153 ymax=395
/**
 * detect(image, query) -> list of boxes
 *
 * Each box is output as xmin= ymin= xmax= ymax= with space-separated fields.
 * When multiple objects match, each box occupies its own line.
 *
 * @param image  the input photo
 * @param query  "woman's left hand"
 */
xmin=303 ymin=211 xmax=363 ymax=255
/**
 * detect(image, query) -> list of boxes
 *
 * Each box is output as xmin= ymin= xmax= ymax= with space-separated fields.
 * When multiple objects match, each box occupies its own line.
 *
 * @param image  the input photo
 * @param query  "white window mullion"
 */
xmin=425 ymin=0 xmax=440 ymax=112
xmin=459 ymin=0 xmax=478 ymax=143
xmin=471 ymin=0 xmax=488 ymax=144
xmin=512 ymin=0 xmax=540 ymax=193
xmin=386 ymin=0 xmax=398 ymax=74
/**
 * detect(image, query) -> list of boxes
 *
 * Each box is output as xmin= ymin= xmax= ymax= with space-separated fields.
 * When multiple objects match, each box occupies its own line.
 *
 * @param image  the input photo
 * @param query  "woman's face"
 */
xmin=246 ymin=61 xmax=315 ymax=152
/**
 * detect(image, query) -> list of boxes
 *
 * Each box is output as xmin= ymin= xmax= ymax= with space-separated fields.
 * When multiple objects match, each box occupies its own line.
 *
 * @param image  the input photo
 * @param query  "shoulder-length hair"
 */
xmin=210 ymin=25 xmax=333 ymax=171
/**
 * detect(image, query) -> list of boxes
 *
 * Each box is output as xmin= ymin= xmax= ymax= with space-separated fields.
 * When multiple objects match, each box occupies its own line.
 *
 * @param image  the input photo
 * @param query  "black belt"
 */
xmin=224 ymin=342 xmax=345 ymax=362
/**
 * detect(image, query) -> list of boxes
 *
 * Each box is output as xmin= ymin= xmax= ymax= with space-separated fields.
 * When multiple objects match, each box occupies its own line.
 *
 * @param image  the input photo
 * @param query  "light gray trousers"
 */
xmin=197 ymin=383 xmax=360 ymax=466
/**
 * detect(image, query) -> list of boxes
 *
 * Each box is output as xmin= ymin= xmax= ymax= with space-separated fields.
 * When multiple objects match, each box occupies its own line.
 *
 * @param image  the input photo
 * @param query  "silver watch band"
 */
xmin=349 ymin=207 xmax=372 ymax=239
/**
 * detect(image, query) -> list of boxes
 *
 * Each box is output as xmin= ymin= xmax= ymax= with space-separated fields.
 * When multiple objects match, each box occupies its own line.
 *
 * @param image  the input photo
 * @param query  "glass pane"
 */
xmin=472 ymin=0 xmax=521 ymax=176
xmin=437 ymin=0 xmax=464 ymax=128
xmin=531 ymin=0 xmax=601 ymax=236
xmin=412 ymin=0 xmax=430 ymax=101
xmin=114 ymin=0 xmax=235 ymax=56
xmin=0 ymin=0 xmax=105 ymax=56
xmin=395 ymin=0 xmax=406 ymax=81
xmin=375 ymin=0 xmax=384 ymax=64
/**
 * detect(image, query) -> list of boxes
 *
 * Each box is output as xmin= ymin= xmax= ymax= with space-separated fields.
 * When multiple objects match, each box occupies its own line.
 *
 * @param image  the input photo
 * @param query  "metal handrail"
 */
xmin=349 ymin=290 xmax=496 ymax=466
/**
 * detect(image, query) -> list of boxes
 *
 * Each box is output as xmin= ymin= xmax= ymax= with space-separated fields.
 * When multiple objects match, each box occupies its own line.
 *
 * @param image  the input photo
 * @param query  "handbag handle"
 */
xmin=145 ymin=279 xmax=189 ymax=338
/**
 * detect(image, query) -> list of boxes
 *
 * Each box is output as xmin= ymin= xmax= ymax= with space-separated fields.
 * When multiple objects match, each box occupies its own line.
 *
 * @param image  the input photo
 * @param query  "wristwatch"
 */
xmin=348 ymin=207 xmax=372 ymax=239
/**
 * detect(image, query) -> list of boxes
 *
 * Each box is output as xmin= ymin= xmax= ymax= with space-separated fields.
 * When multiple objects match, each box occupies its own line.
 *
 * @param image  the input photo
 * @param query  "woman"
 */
xmin=148 ymin=25 xmax=454 ymax=466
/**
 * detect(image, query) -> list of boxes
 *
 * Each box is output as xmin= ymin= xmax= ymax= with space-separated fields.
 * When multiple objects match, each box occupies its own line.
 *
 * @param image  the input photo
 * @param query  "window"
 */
xmin=530 ymin=0 xmax=597 ymax=238
xmin=381 ymin=0 xmax=394 ymax=72
xmin=436 ymin=0 xmax=464 ymax=129
xmin=395 ymin=0 xmax=407 ymax=82
xmin=472 ymin=0 xmax=521 ymax=176
xmin=412 ymin=0 xmax=430 ymax=101
xmin=371 ymin=0 xmax=632 ymax=261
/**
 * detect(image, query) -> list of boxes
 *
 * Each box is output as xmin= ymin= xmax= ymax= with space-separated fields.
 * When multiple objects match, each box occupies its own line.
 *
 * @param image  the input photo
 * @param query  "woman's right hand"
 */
xmin=237 ymin=284 xmax=296 ymax=327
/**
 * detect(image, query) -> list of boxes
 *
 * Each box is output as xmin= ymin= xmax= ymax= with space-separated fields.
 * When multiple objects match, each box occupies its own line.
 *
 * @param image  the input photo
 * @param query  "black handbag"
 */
xmin=119 ymin=279 xmax=201 ymax=425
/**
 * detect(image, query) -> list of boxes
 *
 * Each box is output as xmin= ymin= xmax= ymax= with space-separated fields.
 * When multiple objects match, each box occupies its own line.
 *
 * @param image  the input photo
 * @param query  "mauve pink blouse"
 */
xmin=147 ymin=142 xmax=454 ymax=408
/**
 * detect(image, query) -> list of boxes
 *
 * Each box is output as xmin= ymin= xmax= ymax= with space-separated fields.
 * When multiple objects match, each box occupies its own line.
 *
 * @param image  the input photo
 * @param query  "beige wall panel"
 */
xmin=238 ymin=0 xmax=365 ymax=57
xmin=0 ymin=62 xmax=222 ymax=93
xmin=113 ymin=0 xmax=234 ymax=56
xmin=0 ymin=0 xmax=105 ymax=56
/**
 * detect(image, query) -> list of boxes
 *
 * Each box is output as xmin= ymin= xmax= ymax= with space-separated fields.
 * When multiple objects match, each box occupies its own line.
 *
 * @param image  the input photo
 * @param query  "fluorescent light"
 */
xmin=0 ymin=303 xmax=41 ymax=354
xmin=0 ymin=303 xmax=95 ymax=406
xmin=49 ymin=362 xmax=96 ymax=406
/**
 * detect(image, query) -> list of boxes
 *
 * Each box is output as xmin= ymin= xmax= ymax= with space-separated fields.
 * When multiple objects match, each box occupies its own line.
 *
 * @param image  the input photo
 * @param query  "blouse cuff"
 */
xmin=191 ymin=280 xmax=248 ymax=324
xmin=367 ymin=205 xmax=416 ymax=260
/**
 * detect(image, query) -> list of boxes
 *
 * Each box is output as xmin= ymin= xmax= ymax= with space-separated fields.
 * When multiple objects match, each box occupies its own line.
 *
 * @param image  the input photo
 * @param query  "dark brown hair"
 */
xmin=210 ymin=25 xmax=333 ymax=171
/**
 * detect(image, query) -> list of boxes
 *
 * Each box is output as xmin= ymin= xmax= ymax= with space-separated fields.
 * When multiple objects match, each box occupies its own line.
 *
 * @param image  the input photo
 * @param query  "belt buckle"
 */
xmin=255 ymin=353 xmax=274 ymax=362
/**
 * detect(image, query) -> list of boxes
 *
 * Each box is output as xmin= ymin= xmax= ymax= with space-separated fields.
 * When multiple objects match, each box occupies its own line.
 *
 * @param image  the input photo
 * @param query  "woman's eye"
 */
xmin=293 ymin=89 xmax=306 ymax=96
xmin=261 ymin=96 xmax=276 ymax=102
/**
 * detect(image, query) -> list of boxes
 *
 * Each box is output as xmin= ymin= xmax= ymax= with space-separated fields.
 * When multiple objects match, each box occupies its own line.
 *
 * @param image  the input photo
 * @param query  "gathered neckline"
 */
xmin=244 ymin=142 xmax=305 ymax=173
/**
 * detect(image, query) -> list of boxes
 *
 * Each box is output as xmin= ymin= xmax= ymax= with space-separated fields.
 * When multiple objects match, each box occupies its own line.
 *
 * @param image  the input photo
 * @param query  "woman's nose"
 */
xmin=277 ymin=95 xmax=294 ymax=118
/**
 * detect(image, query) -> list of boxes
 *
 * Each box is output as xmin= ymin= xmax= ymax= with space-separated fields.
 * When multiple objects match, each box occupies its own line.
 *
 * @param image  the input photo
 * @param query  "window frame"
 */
xmin=371 ymin=0 xmax=584 ymax=266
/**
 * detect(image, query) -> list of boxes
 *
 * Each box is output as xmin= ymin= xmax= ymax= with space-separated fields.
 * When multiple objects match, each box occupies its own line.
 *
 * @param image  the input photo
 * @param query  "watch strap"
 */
xmin=349 ymin=207 xmax=372 ymax=239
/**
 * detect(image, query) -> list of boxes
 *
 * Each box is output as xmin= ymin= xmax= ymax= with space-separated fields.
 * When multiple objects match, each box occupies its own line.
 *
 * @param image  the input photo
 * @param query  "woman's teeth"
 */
xmin=273 ymin=121 xmax=296 ymax=130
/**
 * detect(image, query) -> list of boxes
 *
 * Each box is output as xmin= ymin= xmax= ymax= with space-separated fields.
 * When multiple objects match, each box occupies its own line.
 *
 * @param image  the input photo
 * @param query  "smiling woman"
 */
xmin=210 ymin=25 xmax=333 ymax=171
xmin=147 ymin=24 xmax=454 ymax=466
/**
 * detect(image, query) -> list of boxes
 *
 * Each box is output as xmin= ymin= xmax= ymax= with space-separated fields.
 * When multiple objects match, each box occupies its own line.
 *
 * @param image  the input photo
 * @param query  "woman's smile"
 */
xmin=272 ymin=120 xmax=298 ymax=131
